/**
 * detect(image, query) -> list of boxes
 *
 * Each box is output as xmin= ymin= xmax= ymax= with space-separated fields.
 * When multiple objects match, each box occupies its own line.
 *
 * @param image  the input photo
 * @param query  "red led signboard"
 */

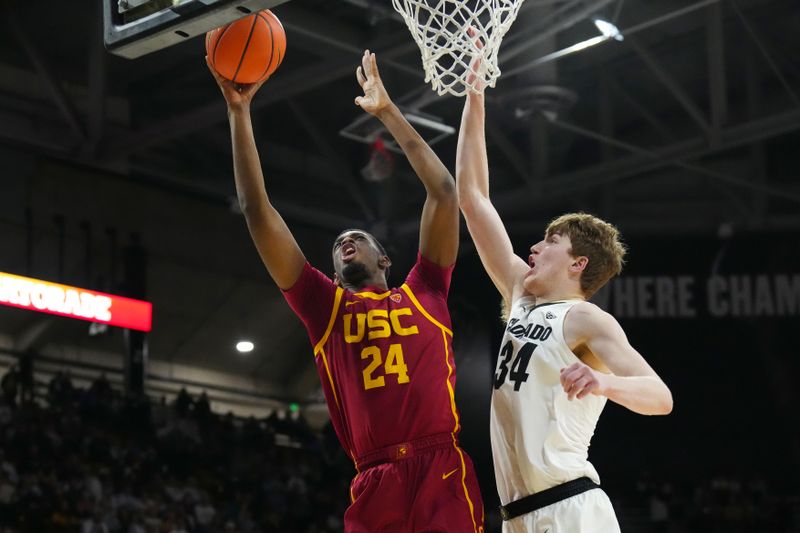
xmin=0 ymin=272 xmax=152 ymax=332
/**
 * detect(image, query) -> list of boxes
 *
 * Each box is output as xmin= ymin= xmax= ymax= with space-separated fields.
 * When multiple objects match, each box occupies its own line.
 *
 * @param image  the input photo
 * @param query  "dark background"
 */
xmin=0 ymin=0 xmax=799 ymax=531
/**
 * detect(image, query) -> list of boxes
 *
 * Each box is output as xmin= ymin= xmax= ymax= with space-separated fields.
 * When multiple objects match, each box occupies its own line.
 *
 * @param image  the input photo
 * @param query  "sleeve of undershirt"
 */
xmin=281 ymin=262 xmax=338 ymax=347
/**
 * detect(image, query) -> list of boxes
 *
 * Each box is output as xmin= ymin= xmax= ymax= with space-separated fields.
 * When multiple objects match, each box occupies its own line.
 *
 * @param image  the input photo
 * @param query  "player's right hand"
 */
xmin=465 ymin=27 xmax=487 ymax=93
xmin=206 ymin=55 xmax=268 ymax=111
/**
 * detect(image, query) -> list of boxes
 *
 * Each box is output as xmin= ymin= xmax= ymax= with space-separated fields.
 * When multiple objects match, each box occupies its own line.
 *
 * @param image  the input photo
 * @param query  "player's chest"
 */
xmin=333 ymin=297 xmax=438 ymax=344
xmin=494 ymin=313 xmax=565 ymax=392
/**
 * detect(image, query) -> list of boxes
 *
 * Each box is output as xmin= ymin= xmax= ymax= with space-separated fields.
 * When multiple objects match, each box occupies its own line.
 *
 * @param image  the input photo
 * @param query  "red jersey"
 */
xmin=283 ymin=253 xmax=464 ymax=462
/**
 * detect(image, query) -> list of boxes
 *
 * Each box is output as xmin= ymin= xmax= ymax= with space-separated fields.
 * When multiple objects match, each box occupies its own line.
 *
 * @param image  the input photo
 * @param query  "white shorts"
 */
xmin=501 ymin=488 xmax=620 ymax=533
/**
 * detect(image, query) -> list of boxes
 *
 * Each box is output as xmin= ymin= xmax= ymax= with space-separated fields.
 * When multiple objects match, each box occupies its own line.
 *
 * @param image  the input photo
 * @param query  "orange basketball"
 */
xmin=206 ymin=10 xmax=286 ymax=84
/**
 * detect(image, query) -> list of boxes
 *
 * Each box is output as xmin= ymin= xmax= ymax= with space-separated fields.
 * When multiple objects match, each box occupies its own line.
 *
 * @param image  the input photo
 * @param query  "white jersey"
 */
xmin=490 ymin=297 xmax=607 ymax=505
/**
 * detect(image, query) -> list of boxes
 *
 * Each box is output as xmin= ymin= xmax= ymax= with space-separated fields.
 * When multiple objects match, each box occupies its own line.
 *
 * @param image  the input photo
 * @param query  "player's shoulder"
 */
xmin=565 ymin=301 xmax=619 ymax=331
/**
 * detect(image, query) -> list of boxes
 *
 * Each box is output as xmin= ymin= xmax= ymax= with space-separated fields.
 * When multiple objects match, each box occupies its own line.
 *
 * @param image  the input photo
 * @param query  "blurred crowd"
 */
xmin=612 ymin=472 xmax=800 ymax=533
xmin=1 ymin=364 xmax=799 ymax=532
xmin=0 ymin=367 xmax=351 ymax=533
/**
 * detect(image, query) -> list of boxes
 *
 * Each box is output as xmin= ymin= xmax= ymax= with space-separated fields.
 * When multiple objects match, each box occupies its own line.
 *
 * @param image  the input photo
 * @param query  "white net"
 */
xmin=392 ymin=0 xmax=527 ymax=97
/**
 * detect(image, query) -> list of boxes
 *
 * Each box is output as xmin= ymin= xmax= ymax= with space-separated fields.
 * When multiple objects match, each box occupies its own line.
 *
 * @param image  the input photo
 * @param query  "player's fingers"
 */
xmin=562 ymin=377 xmax=575 ymax=396
xmin=567 ymin=382 xmax=578 ymax=401
xmin=561 ymin=365 xmax=580 ymax=386
xmin=355 ymin=96 xmax=364 ymax=108
xmin=357 ymin=66 xmax=367 ymax=88
xmin=467 ymin=26 xmax=485 ymax=49
xmin=579 ymin=374 xmax=600 ymax=398
xmin=576 ymin=387 xmax=593 ymax=400
xmin=362 ymin=50 xmax=371 ymax=79
xmin=572 ymin=377 xmax=591 ymax=399
xmin=369 ymin=52 xmax=381 ymax=79
xmin=250 ymin=76 xmax=268 ymax=93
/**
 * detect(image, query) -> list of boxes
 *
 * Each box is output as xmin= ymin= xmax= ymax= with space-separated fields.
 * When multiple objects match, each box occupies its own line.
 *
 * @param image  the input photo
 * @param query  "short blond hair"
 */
xmin=545 ymin=212 xmax=626 ymax=297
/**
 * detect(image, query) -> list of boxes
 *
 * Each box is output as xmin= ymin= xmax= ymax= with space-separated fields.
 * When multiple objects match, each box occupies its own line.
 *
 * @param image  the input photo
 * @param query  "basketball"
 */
xmin=206 ymin=10 xmax=286 ymax=84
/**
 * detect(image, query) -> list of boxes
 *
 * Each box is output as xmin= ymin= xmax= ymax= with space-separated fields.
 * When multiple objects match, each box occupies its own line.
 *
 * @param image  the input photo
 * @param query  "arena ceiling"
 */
xmin=0 ymin=0 xmax=798 ymax=407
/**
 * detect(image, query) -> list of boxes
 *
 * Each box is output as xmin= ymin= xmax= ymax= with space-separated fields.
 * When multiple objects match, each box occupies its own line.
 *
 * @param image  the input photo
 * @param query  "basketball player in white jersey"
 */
xmin=455 ymin=80 xmax=674 ymax=531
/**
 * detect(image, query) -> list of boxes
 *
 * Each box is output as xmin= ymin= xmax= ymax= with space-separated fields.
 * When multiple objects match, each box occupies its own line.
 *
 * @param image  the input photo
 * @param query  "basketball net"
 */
xmin=392 ymin=0 xmax=527 ymax=97
xmin=361 ymin=138 xmax=395 ymax=182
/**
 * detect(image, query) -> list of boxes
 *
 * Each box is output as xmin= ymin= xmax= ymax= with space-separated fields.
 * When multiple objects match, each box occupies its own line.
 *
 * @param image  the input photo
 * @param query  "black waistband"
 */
xmin=499 ymin=477 xmax=600 ymax=521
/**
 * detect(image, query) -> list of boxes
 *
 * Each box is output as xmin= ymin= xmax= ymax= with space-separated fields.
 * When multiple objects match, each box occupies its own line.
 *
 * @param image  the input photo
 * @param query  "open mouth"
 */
xmin=342 ymin=243 xmax=357 ymax=262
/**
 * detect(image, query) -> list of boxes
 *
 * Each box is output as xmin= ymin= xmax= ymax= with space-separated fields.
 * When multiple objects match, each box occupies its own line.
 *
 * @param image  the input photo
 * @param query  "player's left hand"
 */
xmin=560 ymin=362 xmax=606 ymax=400
xmin=355 ymin=50 xmax=392 ymax=117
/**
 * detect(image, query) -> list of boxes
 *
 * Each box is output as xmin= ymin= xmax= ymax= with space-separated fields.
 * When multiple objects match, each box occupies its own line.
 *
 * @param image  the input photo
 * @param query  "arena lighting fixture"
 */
xmin=563 ymin=18 xmax=624 ymax=54
xmin=504 ymin=16 xmax=626 ymax=75
xmin=593 ymin=18 xmax=624 ymax=41
xmin=236 ymin=340 xmax=254 ymax=353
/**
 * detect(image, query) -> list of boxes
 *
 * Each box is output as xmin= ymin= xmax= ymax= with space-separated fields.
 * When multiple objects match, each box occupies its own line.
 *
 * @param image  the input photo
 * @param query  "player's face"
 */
xmin=523 ymin=232 xmax=577 ymax=294
xmin=332 ymin=230 xmax=384 ymax=285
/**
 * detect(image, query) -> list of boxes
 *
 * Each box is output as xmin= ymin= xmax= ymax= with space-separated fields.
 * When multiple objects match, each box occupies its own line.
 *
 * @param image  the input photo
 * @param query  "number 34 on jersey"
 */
xmin=495 ymin=321 xmax=552 ymax=391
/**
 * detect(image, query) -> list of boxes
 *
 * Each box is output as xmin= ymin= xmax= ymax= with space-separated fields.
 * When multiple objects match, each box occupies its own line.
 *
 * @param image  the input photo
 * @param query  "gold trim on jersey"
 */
xmin=353 ymin=290 xmax=392 ymax=300
xmin=314 ymin=287 xmax=344 ymax=410
xmin=440 ymin=328 xmax=480 ymax=532
xmin=403 ymin=283 xmax=478 ymax=531
xmin=314 ymin=286 xmax=344 ymax=355
xmin=400 ymin=284 xmax=453 ymax=336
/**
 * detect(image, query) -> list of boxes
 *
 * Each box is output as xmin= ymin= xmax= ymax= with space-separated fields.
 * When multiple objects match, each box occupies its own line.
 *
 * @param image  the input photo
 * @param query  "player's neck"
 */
xmin=344 ymin=276 xmax=389 ymax=293
xmin=531 ymin=280 xmax=585 ymax=304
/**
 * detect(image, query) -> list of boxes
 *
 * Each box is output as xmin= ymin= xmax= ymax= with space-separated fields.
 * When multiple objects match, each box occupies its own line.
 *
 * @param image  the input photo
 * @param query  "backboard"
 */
xmin=104 ymin=0 xmax=290 ymax=59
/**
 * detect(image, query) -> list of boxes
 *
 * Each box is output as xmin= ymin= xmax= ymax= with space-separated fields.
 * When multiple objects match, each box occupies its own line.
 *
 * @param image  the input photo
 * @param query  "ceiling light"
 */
xmin=593 ymin=18 xmax=624 ymax=41
xmin=236 ymin=340 xmax=254 ymax=353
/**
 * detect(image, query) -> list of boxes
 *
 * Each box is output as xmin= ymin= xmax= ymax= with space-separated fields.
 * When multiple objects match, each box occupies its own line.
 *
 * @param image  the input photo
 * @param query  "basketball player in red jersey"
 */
xmin=208 ymin=50 xmax=484 ymax=532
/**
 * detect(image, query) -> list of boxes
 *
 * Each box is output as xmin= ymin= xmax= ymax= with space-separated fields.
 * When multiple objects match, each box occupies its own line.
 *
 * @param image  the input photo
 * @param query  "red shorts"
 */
xmin=345 ymin=434 xmax=484 ymax=533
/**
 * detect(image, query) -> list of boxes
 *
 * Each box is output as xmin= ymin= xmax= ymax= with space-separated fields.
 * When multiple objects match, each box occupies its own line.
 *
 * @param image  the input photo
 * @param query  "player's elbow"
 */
xmin=430 ymin=175 xmax=457 ymax=202
xmin=653 ymin=386 xmax=673 ymax=415
xmin=457 ymin=187 xmax=481 ymax=216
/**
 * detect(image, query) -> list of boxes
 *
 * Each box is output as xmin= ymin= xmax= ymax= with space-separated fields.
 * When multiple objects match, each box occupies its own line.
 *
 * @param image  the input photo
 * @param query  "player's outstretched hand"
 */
xmin=560 ymin=362 xmax=606 ymax=401
xmin=355 ymin=50 xmax=392 ymax=117
xmin=465 ymin=27 xmax=487 ymax=93
xmin=207 ymin=55 xmax=268 ymax=111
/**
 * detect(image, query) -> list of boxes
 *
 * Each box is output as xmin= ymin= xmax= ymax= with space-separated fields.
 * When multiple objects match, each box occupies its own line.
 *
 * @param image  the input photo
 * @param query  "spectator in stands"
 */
xmin=18 ymin=354 xmax=34 ymax=406
xmin=194 ymin=391 xmax=211 ymax=425
xmin=0 ymin=365 xmax=19 ymax=408
xmin=48 ymin=370 xmax=75 ymax=407
xmin=174 ymin=387 xmax=193 ymax=418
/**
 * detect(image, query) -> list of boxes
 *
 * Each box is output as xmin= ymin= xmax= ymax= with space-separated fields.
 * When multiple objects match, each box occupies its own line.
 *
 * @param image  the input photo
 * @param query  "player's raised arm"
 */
xmin=208 ymin=57 xmax=306 ymax=290
xmin=561 ymin=303 xmax=673 ymax=415
xmin=355 ymin=50 xmax=458 ymax=267
xmin=456 ymin=87 xmax=529 ymax=305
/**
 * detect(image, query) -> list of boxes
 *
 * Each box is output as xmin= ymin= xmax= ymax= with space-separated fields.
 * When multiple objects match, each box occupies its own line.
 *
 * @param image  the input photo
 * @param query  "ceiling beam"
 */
xmin=287 ymin=100 xmax=376 ymax=222
xmin=545 ymin=116 xmax=800 ymax=205
xmin=103 ymin=37 xmax=418 ymax=159
xmin=603 ymin=72 xmax=673 ymax=141
xmin=626 ymin=35 xmax=711 ymax=137
xmin=491 ymin=106 xmax=800 ymax=212
xmin=278 ymin=4 xmax=419 ymax=77
xmin=86 ymin=0 xmax=108 ymax=156
xmin=4 ymin=6 xmax=85 ymax=144
xmin=706 ymin=1 xmax=728 ymax=146
xmin=485 ymin=119 xmax=530 ymax=185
